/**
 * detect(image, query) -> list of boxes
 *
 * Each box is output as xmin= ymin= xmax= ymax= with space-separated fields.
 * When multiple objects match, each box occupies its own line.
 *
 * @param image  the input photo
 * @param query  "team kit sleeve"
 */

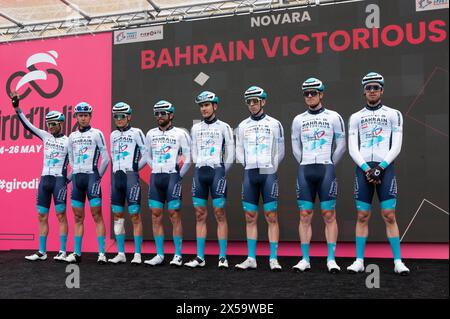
xmin=110 ymin=132 xmax=115 ymax=170
xmin=291 ymin=117 xmax=303 ymax=164
xmin=190 ymin=125 xmax=198 ymax=166
xmin=235 ymin=124 xmax=245 ymax=166
xmin=145 ymin=131 xmax=153 ymax=170
xmin=15 ymin=108 xmax=50 ymax=141
xmin=96 ymin=130 xmax=110 ymax=177
xmin=68 ymin=134 xmax=75 ymax=170
xmin=223 ymin=123 xmax=235 ymax=173
xmin=379 ymin=110 xmax=403 ymax=169
xmin=274 ymin=120 xmax=285 ymax=167
xmin=178 ymin=129 xmax=192 ymax=178
xmin=348 ymin=114 xmax=369 ymax=171
xmin=136 ymin=129 xmax=148 ymax=170
xmin=331 ymin=113 xmax=346 ymax=165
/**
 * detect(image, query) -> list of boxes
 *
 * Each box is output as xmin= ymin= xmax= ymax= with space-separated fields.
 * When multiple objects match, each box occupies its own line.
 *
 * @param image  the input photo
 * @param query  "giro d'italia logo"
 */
xmin=6 ymin=50 xmax=63 ymax=100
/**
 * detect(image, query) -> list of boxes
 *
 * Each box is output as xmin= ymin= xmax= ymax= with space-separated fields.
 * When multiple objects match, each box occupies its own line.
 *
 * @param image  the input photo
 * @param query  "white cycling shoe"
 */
xmin=144 ymin=255 xmax=164 ymax=266
xmin=25 ymin=251 xmax=47 ymax=261
xmin=184 ymin=257 xmax=206 ymax=268
xmin=131 ymin=253 xmax=142 ymax=265
xmin=108 ymin=253 xmax=126 ymax=264
xmin=327 ymin=260 xmax=341 ymax=273
xmin=394 ymin=260 xmax=410 ymax=276
xmin=292 ymin=259 xmax=311 ymax=272
xmin=347 ymin=259 xmax=365 ymax=273
xmin=235 ymin=258 xmax=257 ymax=270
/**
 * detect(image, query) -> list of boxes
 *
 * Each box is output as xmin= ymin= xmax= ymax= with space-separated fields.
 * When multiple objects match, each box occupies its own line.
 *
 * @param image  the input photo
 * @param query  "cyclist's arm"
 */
xmin=68 ymin=136 xmax=74 ymax=172
xmin=332 ymin=113 xmax=346 ymax=165
xmin=274 ymin=121 xmax=285 ymax=165
xmin=179 ymin=130 xmax=192 ymax=178
xmin=136 ymin=129 xmax=148 ymax=171
xmin=15 ymin=108 xmax=49 ymax=141
xmin=190 ymin=126 xmax=198 ymax=166
xmin=96 ymin=131 xmax=110 ymax=177
xmin=348 ymin=114 xmax=370 ymax=172
xmin=145 ymin=133 xmax=153 ymax=170
xmin=235 ymin=125 xmax=245 ymax=166
xmin=291 ymin=118 xmax=303 ymax=164
xmin=379 ymin=110 xmax=403 ymax=169
xmin=223 ymin=124 xmax=235 ymax=173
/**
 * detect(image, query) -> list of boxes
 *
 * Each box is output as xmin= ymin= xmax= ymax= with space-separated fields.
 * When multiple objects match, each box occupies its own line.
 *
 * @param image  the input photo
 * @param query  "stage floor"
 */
xmin=0 ymin=250 xmax=448 ymax=299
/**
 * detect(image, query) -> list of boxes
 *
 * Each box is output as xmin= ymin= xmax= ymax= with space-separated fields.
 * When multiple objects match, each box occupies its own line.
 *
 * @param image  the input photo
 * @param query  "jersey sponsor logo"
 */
xmin=301 ymin=119 xmax=331 ymax=129
xmin=215 ymin=177 xmax=227 ymax=196
xmin=129 ymin=183 xmax=141 ymax=202
xmin=76 ymin=146 xmax=89 ymax=164
xmin=172 ymin=181 xmax=182 ymax=198
xmin=6 ymin=51 xmax=63 ymax=100
xmin=155 ymin=145 xmax=172 ymax=163
xmin=373 ymin=126 xmax=383 ymax=136
xmin=389 ymin=177 xmax=398 ymax=197
xmin=306 ymin=129 xmax=327 ymax=151
xmin=46 ymin=151 xmax=61 ymax=166
xmin=270 ymin=179 xmax=279 ymax=199
xmin=315 ymin=130 xmax=326 ymax=139
xmin=354 ymin=176 xmax=360 ymax=197
xmin=328 ymin=178 xmax=338 ymax=198
xmin=115 ymin=143 xmax=130 ymax=161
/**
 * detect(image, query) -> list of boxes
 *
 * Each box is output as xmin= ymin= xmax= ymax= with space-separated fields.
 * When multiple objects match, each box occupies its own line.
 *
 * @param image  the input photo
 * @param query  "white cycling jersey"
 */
xmin=191 ymin=117 xmax=234 ymax=172
xmin=291 ymin=107 xmax=346 ymax=165
xmin=16 ymin=108 xmax=69 ymax=177
xmin=68 ymin=126 xmax=109 ymax=176
xmin=236 ymin=113 xmax=285 ymax=173
xmin=145 ymin=126 xmax=192 ymax=177
xmin=348 ymin=103 xmax=403 ymax=170
xmin=110 ymin=126 xmax=147 ymax=173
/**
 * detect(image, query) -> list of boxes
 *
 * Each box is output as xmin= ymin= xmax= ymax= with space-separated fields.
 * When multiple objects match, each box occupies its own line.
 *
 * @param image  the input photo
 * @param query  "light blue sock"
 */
xmin=388 ymin=236 xmax=402 ymax=261
xmin=247 ymin=238 xmax=257 ymax=259
xmin=134 ymin=236 xmax=143 ymax=254
xmin=218 ymin=239 xmax=227 ymax=259
xmin=74 ymin=236 xmax=82 ymax=256
xmin=356 ymin=236 xmax=367 ymax=260
xmin=270 ymin=242 xmax=278 ymax=260
xmin=116 ymin=234 xmax=125 ymax=254
xmin=97 ymin=236 xmax=105 ymax=254
xmin=327 ymin=243 xmax=336 ymax=262
xmin=154 ymin=235 xmax=164 ymax=256
xmin=301 ymin=243 xmax=310 ymax=262
xmin=39 ymin=235 xmax=47 ymax=253
xmin=197 ymin=237 xmax=206 ymax=260
xmin=59 ymin=234 xmax=67 ymax=252
xmin=173 ymin=236 xmax=182 ymax=256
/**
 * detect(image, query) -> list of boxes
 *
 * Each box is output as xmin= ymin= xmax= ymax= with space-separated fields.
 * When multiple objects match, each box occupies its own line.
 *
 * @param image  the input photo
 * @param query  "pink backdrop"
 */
xmin=0 ymin=33 xmax=112 ymax=252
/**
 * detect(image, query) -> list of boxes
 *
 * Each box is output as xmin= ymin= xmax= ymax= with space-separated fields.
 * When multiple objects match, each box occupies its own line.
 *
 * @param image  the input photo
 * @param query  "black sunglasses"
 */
xmin=154 ymin=111 xmax=169 ymax=117
xmin=113 ymin=114 xmax=128 ymax=120
xmin=303 ymin=90 xmax=319 ymax=97
xmin=364 ymin=85 xmax=382 ymax=91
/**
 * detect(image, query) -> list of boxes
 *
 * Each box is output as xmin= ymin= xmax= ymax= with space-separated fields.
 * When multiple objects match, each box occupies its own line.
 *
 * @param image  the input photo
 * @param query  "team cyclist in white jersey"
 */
xmin=235 ymin=86 xmax=285 ymax=272
xmin=10 ymin=91 xmax=70 ymax=262
xmin=64 ymin=102 xmax=110 ymax=264
xmin=144 ymin=100 xmax=192 ymax=267
xmin=108 ymin=102 xmax=147 ymax=265
xmin=291 ymin=78 xmax=346 ymax=273
xmin=346 ymin=72 xmax=409 ymax=275
xmin=184 ymin=91 xmax=235 ymax=269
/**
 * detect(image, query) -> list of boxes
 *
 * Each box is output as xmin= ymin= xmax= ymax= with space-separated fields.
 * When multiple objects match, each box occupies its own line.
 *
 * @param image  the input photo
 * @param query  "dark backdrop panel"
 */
xmin=112 ymin=1 xmax=449 ymax=242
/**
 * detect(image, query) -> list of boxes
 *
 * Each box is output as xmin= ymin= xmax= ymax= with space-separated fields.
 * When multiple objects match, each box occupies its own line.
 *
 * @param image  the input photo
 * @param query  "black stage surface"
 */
xmin=0 ymin=250 xmax=448 ymax=299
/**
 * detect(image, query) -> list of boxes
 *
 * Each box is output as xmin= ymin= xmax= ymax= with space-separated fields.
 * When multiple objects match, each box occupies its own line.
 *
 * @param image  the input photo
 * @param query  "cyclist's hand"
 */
xmin=10 ymin=91 xmax=20 ymax=108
